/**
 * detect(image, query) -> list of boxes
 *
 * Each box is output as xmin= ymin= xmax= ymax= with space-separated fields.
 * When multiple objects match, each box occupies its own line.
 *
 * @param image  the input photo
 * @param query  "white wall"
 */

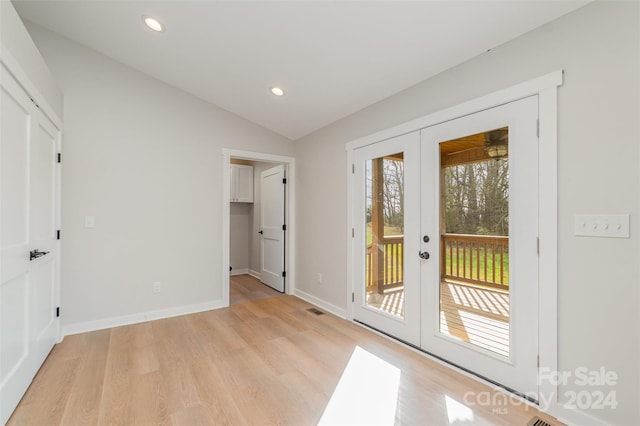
xmin=24 ymin=23 xmax=294 ymax=332
xmin=229 ymin=203 xmax=251 ymax=273
xmin=294 ymin=1 xmax=639 ymax=425
xmin=0 ymin=1 xmax=62 ymax=120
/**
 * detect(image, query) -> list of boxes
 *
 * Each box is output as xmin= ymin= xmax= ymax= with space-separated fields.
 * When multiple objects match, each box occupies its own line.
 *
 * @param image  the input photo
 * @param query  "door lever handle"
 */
xmin=258 ymin=230 xmax=263 ymax=235
xmin=30 ymin=249 xmax=50 ymax=261
xmin=418 ymin=251 xmax=430 ymax=260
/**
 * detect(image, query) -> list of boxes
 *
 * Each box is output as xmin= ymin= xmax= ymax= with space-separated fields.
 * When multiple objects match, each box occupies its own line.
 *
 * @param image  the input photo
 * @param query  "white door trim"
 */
xmin=221 ymin=149 xmax=296 ymax=306
xmin=346 ymin=70 xmax=561 ymax=418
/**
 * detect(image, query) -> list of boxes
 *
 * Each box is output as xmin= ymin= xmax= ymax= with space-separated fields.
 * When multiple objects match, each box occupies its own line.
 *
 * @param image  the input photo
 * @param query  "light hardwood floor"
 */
xmin=230 ymin=274 xmax=283 ymax=305
xmin=8 ymin=290 xmax=558 ymax=425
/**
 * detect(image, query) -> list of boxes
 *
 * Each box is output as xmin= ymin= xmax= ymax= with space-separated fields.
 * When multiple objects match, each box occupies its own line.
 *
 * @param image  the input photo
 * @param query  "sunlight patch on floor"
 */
xmin=318 ymin=346 xmax=400 ymax=425
xmin=445 ymin=395 xmax=475 ymax=424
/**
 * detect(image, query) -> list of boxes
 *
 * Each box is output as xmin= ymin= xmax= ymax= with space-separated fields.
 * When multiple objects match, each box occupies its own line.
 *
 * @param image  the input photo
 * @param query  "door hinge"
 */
xmin=57 ymin=153 xmax=61 ymax=163
xmin=536 ymin=120 xmax=540 ymax=138
xmin=56 ymin=229 xmax=61 ymax=240
xmin=282 ymin=224 xmax=287 ymax=231
xmin=56 ymin=307 xmax=60 ymax=318
xmin=282 ymin=271 xmax=286 ymax=278
xmin=352 ymin=163 xmax=355 ymax=174
xmin=352 ymin=228 xmax=354 ymax=238
xmin=282 ymin=178 xmax=287 ymax=184
xmin=352 ymin=292 xmax=355 ymax=303
xmin=537 ymin=355 xmax=540 ymax=368
xmin=537 ymin=237 xmax=540 ymax=255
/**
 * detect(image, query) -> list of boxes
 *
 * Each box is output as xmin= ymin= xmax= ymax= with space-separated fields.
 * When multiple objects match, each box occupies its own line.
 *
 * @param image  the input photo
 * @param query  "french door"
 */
xmin=352 ymin=96 xmax=539 ymax=399
xmin=352 ymin=131 xmax=421 ymax=346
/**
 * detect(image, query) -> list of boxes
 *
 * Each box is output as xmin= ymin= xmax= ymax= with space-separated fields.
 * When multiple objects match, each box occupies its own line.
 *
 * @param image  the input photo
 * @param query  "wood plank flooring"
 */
xmin=8 ymin=291 xmax=557 ymax=425
xmin=230 ymin=274 xmax=283 ymax=305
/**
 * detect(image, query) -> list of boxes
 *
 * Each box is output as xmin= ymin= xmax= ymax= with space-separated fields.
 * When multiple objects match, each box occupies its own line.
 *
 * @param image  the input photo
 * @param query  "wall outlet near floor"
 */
xmin=316 ymin=273 xmax=323 ymax=284
xmin=152 ymin=281 xmax=162 ymax=293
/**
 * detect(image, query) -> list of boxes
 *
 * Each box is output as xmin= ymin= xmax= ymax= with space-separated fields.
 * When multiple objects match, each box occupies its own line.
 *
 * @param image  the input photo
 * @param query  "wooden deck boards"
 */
xmin=370 ymin=281 xmax=510 ymax=357
xmin=440 ymin=281 xmax=510 ymax=357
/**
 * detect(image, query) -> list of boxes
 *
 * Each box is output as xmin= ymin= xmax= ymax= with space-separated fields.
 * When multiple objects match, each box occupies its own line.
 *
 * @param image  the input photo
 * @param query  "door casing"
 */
xmin=221 ymin=149 xmax=296 ymax=305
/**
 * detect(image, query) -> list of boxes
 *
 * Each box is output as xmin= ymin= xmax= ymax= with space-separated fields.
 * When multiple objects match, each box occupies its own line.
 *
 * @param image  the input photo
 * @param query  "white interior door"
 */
xmin=1 ymin=64 xmax=59 ymax=423
xmin=260 ymin=165 xmax=285 ymax=292
xmin=420 ymin=96 xmax=539 ymax=399
xmin=352 ymin=131 xmax=421 ymax=346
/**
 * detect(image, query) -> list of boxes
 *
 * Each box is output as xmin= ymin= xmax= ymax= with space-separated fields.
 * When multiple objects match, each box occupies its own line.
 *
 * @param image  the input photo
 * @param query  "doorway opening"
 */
xmin=221 ymin=149 xmax=296 ymax=307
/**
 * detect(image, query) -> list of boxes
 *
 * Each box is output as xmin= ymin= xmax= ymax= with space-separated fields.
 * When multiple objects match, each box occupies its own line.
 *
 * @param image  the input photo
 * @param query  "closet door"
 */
xmin=1 ymin=63 xmax=60 ymax=424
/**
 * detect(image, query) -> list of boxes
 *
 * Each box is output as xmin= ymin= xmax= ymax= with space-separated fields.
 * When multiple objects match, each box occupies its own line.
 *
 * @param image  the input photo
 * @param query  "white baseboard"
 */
xmin=62 ymin=299 xmax=226 ymax=336
xmin=294 ymin=289 xmax=347 ymax=319
xmin=248 ymin=269 xmax=261 ymax=279
xmin=555 ymin=405 xmax=608 ymax=426
xmin=230 ymin=268 xmax=249 ymax=276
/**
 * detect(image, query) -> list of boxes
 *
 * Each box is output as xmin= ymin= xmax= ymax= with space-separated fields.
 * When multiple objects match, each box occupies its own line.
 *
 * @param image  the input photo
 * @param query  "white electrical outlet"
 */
xmin=574 ymin=214 xmax=630 ymax=238
xmin=317 ymin=273 xmax=323 ymax=284
xmin=152 ymin=281 xmax=162 ymax=293
xmin=84 ymin=215 xmax=95 ymax=228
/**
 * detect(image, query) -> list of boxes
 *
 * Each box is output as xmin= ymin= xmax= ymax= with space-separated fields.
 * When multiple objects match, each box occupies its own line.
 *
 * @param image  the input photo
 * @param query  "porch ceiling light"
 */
xmin=484 ymin=129 xmax=508 ymax=158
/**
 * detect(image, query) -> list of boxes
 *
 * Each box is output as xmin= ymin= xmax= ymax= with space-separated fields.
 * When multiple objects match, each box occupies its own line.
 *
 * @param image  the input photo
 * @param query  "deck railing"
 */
xmin=441 ymin=233 xmax=509 ymax=289
xmin=366 ymin=233 xmax=509 ymax=292
xmin=366 ymin=235 xmax=404 ymax=290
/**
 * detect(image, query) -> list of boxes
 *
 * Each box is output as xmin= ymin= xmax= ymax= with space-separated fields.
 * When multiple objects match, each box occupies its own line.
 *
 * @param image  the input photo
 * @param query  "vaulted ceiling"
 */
xmin=14 ymin=1 xmax=589 ymax=140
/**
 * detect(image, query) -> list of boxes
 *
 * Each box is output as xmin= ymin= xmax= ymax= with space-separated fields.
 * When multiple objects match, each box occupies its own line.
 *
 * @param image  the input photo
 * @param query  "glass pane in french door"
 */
xmin=439 ymin=128 xmax=510 ymax=357
xmin=365 ymin=153 xmax=405 ymax=318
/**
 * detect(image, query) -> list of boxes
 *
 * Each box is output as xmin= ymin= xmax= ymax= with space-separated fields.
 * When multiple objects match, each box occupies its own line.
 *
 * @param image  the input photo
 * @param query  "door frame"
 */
xmin=221 ymin=149 xmax=296 ymax=305
xmin=346 ymin=70 xmax=562 ymax=417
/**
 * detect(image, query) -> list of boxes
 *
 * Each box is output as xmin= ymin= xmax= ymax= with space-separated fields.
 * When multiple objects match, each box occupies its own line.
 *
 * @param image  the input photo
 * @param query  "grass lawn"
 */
xmin=444 ymin=247 xmax=509 ymax=285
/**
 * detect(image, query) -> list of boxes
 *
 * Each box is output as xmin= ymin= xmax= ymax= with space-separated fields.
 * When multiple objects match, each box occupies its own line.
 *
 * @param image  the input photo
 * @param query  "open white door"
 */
xmin=1 ymin=63 xmax=60 ymax=423
xmin=260 ymin=165 xmax=286 ymax=292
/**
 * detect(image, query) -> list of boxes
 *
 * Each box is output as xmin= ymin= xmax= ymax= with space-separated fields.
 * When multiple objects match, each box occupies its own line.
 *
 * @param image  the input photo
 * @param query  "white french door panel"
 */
xmin=420 ymin=96 xmax=539 ymax=398
xmin=260 ymin=165 xmax=285 ymax=292
xmin=352 ymin=131 xmax=421 ymax=346
xmin=1 ymin=63 xmax=59 ymax=424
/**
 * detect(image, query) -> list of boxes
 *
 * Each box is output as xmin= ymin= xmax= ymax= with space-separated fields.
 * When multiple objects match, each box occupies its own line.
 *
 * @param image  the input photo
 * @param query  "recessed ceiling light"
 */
xmin=143 ymin=16 xmax=164 ymax=32
xmin=271 ymin=87 xmax=285 ymax=96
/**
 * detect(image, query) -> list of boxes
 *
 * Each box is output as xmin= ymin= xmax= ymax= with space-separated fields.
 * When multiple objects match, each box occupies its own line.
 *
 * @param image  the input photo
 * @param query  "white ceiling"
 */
xmin=14 ymin=1 xmax=588 ymax=140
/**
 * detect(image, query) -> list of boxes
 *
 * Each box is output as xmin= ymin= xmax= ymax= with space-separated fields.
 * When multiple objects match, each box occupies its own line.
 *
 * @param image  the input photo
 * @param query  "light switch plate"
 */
xmin=574 ymin=214 xmax=629 ymax=238
xmin=84 ymin=215 xmax=95 ymax=228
